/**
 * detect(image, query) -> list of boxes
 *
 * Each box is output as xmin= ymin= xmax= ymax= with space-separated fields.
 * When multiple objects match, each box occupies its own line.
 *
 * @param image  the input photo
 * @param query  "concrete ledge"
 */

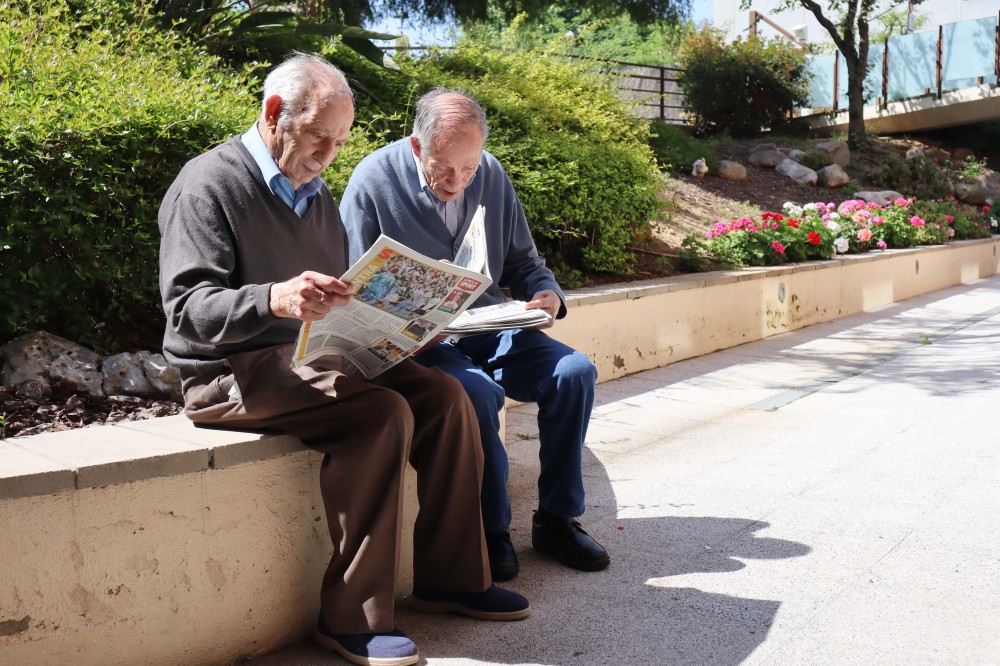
xmin=2 ymin=236 xmax=998 ymax=665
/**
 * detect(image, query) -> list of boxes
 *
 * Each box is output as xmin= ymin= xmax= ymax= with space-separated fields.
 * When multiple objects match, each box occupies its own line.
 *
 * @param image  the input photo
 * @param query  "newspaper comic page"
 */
xmin=291 ymin=235 xmax=491 ymax=378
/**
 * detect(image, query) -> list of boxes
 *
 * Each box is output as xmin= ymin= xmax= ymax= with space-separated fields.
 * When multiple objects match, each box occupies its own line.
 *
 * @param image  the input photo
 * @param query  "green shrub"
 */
xmin=863 ymin=153 xmax=951 ymax=200
xmin=647 ymin=120 xmax=717 ymax=174
xmin=0 ymin=0 xmax=255 ymax=351
xmin=676 ymin=28 xmax=811 ymax=137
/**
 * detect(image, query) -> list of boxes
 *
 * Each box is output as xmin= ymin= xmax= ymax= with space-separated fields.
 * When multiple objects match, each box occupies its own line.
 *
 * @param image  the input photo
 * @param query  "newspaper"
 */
xmin=291 ymin=235 xmax=491 ymax=378
xmin=443 ymin=300 xmax=550 ymax=335
xmin=454 ymin=205 xmax=490 ymax=279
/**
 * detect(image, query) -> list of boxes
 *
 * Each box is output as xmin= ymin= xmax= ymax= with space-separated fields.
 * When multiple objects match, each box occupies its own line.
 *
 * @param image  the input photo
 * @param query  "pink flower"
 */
xmin=877 ymin=240 xmax=888 ymax=250
xmin=946 ymin=215 xmax=954 ymax=223
xmin=984 ymin=205 xmax=991 ymax=213
xmin=948 ymin=228 xmax=955 ymax=237
xmin=857 ymin=228 xmax=872 ymax=242
xmin=910 ymin=215 xmax=925 ymax=227
xmin=872 ymin=216 xmax=885 ymax=225
xmin=771 ymin=241 xmax=786 ymax=254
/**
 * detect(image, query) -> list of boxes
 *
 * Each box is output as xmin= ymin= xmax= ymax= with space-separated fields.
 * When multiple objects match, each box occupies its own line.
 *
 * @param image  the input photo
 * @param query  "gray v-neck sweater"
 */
xmin=158 ymin=137 xmax=348 ymax=391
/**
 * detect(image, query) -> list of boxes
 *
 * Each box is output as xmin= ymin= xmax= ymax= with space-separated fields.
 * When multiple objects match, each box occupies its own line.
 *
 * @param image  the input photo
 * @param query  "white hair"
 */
xmin=412 ymin=87 xmax=489 ymax=155
xmin=262 ymin=52 xmax=353 ymax=129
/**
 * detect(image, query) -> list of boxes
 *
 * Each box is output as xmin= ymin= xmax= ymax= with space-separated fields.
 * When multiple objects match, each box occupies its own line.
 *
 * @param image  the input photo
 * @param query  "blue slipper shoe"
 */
xmin=314 ymin=615 xmax=418 ymax=666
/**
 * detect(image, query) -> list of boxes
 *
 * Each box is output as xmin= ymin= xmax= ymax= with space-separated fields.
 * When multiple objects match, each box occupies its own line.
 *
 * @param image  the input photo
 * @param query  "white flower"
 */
xmin=826 ymin=220 xmax=841 ymax=234
xmin=833 ymin=237 xmax=849 ymax=254
xmin=828 ymin=212 xmax=841 ymax=220
xmin=782 ymin=201 xmax=796 ymax=212
xmin=991 ymin=217 xmax=998 ymax=229
xmin=803 ymin=203 xmax=818 ymax=212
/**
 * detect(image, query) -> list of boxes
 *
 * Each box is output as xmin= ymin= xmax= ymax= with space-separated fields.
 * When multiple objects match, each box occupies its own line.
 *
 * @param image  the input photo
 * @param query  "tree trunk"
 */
xmin=845 ymin=59 xmax=867 ymax=150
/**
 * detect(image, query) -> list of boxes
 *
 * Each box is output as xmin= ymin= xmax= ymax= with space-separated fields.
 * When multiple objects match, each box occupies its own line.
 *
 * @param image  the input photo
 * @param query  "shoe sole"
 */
xmin=314 ymin=630 xmax=419 ymax=666
xmin=410 ymin=597 xmax=531 ymax=621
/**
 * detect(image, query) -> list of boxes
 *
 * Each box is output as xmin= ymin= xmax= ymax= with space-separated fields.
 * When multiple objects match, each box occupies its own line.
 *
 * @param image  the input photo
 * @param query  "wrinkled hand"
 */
xmin=269 ymin=271 xmax=355 ymax=321
xmin=525 ymin=289 xmax=560 ymax=329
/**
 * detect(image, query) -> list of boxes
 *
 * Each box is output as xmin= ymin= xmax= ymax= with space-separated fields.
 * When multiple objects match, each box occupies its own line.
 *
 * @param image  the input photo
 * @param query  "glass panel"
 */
xmin=887 ymin=30 xmax=937 ymax=100
xmin=942 ymin=17 xmax=999 ymax=89
xmin=806 ymin=54 xmax=836 ymax=108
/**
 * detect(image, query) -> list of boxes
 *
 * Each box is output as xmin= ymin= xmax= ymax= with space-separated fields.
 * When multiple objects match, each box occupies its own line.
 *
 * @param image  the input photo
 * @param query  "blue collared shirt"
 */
xmin=242 ymin=123 xmax=321 ymax=217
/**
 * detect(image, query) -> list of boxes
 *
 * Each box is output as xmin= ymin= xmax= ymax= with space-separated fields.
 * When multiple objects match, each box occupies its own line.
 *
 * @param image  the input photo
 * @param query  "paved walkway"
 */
xmin=247 ymin=274 xmax=1000 ymax=666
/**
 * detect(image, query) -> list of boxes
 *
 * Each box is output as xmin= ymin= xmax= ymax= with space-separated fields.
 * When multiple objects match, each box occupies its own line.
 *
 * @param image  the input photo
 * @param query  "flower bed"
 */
xmin=683 ymin=198 xmax=998 ymax=269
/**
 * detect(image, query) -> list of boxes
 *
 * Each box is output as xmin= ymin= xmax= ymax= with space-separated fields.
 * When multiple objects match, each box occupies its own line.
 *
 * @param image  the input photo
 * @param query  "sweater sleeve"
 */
xmin=158 ymin=175 xmax=275 ymax=347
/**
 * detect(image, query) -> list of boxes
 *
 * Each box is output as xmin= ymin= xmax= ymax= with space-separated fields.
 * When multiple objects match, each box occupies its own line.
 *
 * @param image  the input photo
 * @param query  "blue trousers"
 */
xmin=416 ymin=328 xmax=597 ymax=534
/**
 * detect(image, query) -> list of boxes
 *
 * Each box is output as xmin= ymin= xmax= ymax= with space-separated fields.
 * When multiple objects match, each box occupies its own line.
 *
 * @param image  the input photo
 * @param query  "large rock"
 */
xmin=0 ymin=331 xmax=183 ymax=401
xmin=776 ymin=158 xmax=817 ymax=186
xmin=139 ymin=351 xmax=183 ymax=401
xmin=748 ymin=149 xmax=787 ymax=168
xmin=787 ymin=149 xmax=806 ymax=163
xmin=717 ymin=160 xmax=748 ymax=182
xmin=817 ymin=164 xmax=850 ymax=188
xmin=853 ymin=190 xmax=906 ymax=206
xmin=812 ymin=140 xmax=851 ymax=166
xmin=954 ymin=180 xmax=989 ymax=205
xmin=102 ymin=352 xmax=155 ymax=397
xmin=1 ymin=331 xmax=103 ymax=397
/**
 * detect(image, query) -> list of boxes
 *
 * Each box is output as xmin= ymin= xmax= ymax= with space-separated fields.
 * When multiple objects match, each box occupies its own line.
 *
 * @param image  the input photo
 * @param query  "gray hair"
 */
xmin=262 ymin=52 xmax=353 ymax=129
xmin=412 ymin=87 xmax=489 ymax=155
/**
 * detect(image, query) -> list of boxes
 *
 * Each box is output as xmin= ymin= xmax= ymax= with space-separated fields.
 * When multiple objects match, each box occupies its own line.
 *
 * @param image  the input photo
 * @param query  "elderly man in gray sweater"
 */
xmin=341 ymin=89 xmax=610 ymax=584
xmin=158 ymin=54 xmax=527 ymax=666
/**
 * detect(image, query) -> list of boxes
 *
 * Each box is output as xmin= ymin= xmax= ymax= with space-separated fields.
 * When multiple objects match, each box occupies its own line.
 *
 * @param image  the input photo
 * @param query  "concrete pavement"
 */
xmin=245 ymin=274 xmax=1000 ymax=666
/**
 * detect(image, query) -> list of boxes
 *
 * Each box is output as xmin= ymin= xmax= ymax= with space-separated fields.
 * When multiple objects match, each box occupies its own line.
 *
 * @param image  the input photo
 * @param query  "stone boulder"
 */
xmin=787 ymin=149 xmax=806 ymax=163
xmin=1 ymin=331 xmax=103 ymax=397
xmin=776 ymin=158 xmax=817 ymax=186
xmin=0 ymin=331 xmax=183 ymax=401
xmin=852 ymin=190 xmax=906 ymax=206
xmin=717 ymin=160 xmax=748 ymax=182
xmin=954 ymin=180 xmax=989 ymax=206
xmin=816 ymin=164 xmax=850 ymax=188
xmin=748 ymin=150 xmax=787 ymax=168
xmin=812 ymin=140 xmax=851 ymax=167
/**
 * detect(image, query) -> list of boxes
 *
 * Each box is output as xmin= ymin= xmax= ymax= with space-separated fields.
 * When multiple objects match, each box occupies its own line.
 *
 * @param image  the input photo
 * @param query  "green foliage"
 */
xmin=959 ymin=155 xmax=988 ymax=178
xmin=647 ymin=120 xmax=717 ymax=174
xmin=462 ymin=5 xmax=698 ymax=66
xmin=862 ymin=153 xmax=951 ymax=200
xmin=151 ymin=0 xmax=400 ymax=71
xmin=0 ymin=0 xmax=255 ymax=351
xmin=676 ymin=28 xmax=811 ymax=137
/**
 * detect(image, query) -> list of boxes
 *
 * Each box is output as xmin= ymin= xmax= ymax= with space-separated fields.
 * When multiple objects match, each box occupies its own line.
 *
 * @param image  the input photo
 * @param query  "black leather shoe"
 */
xmin=532 ymin=509 xmax=611 ymax=572
xmin=486 ymin=531 xmax=520 ymax=582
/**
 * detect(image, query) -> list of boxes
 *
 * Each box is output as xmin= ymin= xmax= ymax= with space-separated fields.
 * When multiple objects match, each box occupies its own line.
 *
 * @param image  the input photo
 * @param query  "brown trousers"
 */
xmin=184 ymin=344 xmax=490 ymax=634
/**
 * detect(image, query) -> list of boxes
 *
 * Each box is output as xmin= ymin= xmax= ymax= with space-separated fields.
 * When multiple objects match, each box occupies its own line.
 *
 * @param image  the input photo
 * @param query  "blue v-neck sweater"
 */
xmin=340 ymin=138 xmax=566 ymax=318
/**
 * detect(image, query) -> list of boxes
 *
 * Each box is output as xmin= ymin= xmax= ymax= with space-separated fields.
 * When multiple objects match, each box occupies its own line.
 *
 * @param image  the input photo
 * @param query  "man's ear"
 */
xmin=409 ymin=135 xmax=422 ymax=159
xmin=264 ymin=95 xmax=283 ymax=130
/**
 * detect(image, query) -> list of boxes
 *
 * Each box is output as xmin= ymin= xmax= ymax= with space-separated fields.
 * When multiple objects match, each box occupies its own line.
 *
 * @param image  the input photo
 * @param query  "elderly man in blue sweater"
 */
xmin=341 ymin=88 xmax=610 ymax=582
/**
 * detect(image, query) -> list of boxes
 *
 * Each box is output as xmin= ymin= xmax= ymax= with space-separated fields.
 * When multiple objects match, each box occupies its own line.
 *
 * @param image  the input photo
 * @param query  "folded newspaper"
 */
xmin=443 ymin=300 xmax=550 ymax=335
xmin=291 ymin=235 xmax=492 ymax=378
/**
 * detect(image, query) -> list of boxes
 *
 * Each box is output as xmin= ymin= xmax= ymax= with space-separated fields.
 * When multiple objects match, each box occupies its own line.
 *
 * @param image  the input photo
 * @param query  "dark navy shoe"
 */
xmin=314 ymin=615 xmax=418 ymax=666
xmin=532 ymin=508 xmax=611 ymax=572
xmin=486 ymin=531 xmax=520 ymax=582
xmin=411 ymin=584 xmax=530 ymax=621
